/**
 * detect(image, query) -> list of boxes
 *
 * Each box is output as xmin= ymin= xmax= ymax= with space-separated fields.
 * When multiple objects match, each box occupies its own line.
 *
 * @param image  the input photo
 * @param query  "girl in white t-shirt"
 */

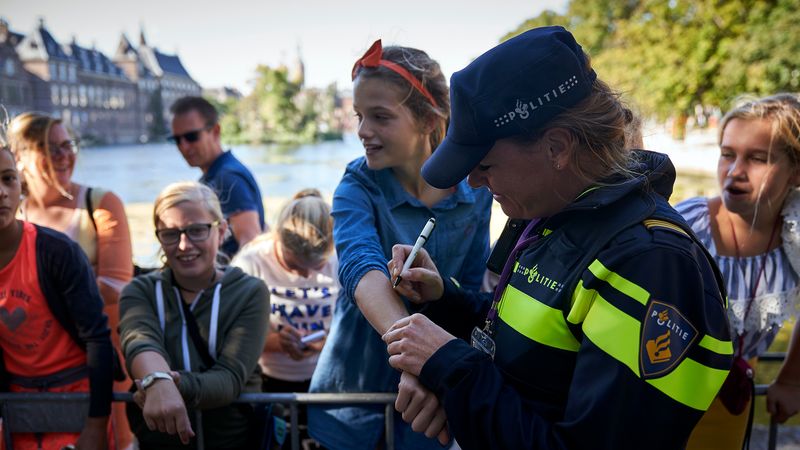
xmin=232 ymin=188 xmax=338 ymax=393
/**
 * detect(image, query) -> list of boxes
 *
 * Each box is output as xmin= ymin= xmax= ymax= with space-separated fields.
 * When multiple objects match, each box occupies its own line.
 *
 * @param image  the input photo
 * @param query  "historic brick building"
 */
xmin=0 ymin=18 xmax=201 ymax=144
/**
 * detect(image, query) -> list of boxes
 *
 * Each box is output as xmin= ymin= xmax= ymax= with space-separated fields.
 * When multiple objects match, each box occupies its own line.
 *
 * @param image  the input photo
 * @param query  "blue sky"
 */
xmin=4 ymin=0 xmax=567 ymax=93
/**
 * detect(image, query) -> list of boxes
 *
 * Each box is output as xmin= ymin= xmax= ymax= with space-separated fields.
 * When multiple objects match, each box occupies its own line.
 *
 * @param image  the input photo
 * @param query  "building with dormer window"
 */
xmin=0 ymin=18 xmax=201 ymax=144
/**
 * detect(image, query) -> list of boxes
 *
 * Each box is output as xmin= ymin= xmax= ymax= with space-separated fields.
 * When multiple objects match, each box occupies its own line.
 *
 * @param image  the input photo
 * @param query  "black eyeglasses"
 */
xmin=166 ymin=125 xmax=213 ymax=145
xmin=155 ymin=221 xmax=220 ymax=245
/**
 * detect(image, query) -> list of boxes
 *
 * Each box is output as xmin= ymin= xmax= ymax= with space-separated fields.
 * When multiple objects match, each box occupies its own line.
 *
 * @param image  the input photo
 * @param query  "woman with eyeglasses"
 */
xmin=7 ymin=112 xmax=134 ymax=448
xmin=119 ymin=181 xmax=268 ymax=450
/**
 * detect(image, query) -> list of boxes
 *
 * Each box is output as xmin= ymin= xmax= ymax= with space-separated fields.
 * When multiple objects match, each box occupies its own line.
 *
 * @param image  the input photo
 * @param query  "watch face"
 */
xmin=142 ymin=375 xmax=155 ymax=388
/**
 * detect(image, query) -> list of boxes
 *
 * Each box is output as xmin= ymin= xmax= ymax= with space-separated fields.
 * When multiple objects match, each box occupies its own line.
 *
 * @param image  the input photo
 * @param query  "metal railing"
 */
xmin=0 ymin=355 xmax=790 ymax=450
xmin=0 ymin=392 xmax=398 ymax=450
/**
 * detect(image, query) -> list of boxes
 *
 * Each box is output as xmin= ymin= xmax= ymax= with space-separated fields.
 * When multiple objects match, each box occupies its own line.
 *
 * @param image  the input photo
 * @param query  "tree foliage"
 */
xmin=505 ymin=0 xmax=800 ymax=122
xmin=214 ymin=65 xmax=344 ymax=145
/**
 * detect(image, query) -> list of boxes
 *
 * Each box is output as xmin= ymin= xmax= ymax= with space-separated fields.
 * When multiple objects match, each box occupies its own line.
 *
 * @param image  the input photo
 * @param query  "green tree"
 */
xmin=241 ymin=65 xmax=307 ymax=143
xmin=505 ymin=0 xmax=800 ymax=138
xmin=206 ymin=96 xmax=243 ymax=144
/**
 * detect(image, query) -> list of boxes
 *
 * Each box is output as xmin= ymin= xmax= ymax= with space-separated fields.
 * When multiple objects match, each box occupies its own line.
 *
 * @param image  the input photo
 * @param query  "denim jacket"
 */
xmin=308 ymin=157 xmax=492 ymax=450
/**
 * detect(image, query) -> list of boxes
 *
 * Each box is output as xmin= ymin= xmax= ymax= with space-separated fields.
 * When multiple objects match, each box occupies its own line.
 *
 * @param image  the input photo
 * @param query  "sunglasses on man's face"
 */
xmin=167 ymin=125 xmax=213 ymax=145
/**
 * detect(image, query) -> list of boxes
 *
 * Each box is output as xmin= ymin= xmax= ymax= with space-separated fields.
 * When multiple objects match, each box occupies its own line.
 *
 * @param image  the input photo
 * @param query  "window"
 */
xmin=69 ymin=65 xmax=76 ymax=82
xmin=51 ymin=85 xmax=60 ymax=105
xmin=4 ymin=60 xmax=14 ymax=76
xmin=109 ymin=89 xmax=118 ymax=109
xmin=59 ymin=63 xmax=67 ymax=81
xmin=70 ymin=86 xmax=78 ymax=107
xmin=79 ymin=85 xmax=87 ymax=107
xmin=61 ymin=85 xmax=69 ymax=105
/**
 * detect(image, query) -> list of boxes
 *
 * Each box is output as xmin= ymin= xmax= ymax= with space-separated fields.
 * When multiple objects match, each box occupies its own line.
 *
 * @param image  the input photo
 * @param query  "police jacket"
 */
xmin=418 ymin=151 xmax=733 ymax=450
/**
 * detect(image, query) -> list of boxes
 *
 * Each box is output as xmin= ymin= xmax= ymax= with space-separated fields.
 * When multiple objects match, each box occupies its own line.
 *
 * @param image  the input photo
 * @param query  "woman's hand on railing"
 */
xmin=767 ymin=380 xmax=800 ymax=423
xmin=395 ymin=371 xmax=450 ymax=445
xmin=139 ymin=374 xmax=195 ymax=444
xmin=133 ymin=371 xmax=181 ymax=409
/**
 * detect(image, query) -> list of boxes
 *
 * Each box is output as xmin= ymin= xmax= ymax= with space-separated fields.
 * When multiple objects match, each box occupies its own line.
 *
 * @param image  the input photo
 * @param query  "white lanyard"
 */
xmin=155 ymin=280 xmax=222 ymax=370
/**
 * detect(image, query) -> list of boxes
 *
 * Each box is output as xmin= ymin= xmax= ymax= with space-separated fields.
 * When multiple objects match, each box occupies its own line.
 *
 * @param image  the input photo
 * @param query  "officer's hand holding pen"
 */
xmin=389 ymin=245 xmax=444 ymax=303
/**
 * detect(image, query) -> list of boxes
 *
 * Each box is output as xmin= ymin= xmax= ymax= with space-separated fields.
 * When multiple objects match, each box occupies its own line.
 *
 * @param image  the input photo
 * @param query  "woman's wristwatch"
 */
xmin=141 ymin=371 xmax=173 ymax=390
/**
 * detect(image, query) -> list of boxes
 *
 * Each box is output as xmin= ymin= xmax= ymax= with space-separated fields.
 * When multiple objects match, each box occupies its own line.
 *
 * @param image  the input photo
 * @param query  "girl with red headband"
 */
xmin=307 ymin=40 xmax=493 ymax=449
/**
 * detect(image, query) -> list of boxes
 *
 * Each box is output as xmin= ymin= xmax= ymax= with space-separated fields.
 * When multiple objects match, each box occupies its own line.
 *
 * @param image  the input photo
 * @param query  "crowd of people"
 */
xmin=0 ymin=24 xmax=799 ymax=450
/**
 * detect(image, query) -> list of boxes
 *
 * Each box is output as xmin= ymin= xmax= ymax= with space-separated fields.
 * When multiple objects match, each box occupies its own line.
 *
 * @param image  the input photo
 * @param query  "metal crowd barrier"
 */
xmin=0 ymin=356 xmax=790 ymax=450
xmin=0 ymin=392 xmax=398 ymax=450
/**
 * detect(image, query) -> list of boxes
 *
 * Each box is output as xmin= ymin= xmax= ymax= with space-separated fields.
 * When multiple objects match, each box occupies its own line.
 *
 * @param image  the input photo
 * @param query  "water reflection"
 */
xmin=73 ymin=133 xmax=364 ymax=204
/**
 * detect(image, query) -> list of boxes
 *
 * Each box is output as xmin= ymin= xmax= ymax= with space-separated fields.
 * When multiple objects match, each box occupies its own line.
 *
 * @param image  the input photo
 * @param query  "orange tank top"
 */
xmin=0 ymin=221 xmax=86 ymax=376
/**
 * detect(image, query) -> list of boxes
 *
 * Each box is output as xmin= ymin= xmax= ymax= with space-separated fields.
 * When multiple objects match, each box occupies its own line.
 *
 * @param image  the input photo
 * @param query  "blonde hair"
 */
xmin=513 ymin=77 xmax=636 ymax=184
xmin=153 ymin=181 xmax=224 ymax=228
xmin=271 ymin=188 xmax=333 ymax=266
xmin=7 ymin=112 xmax=72 ymax=197
xmin=719 ymin=93 xmax=800 ymax=168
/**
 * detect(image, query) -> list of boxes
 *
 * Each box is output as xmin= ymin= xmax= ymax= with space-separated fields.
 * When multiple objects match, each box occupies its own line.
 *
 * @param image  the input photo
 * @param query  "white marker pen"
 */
xmin=392 ymin=218 xmax=436 ymax=289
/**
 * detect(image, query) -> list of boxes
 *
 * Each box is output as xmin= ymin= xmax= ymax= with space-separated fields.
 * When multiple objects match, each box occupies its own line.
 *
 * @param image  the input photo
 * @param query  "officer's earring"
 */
xmin=554 ymin=162 xmax=561 ymax=170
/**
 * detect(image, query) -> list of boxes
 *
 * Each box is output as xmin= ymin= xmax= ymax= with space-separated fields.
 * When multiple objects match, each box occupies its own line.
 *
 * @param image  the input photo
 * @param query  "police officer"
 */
xmin=382 ymin=26 xmax=733 ymax=449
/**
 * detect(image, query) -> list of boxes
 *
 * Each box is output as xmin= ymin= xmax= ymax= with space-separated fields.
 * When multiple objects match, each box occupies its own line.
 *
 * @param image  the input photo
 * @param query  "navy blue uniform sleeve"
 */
xmin=418 ymin=277 xmax=492 ymax=340
xmin=419 ymin=240 xmax=731 ymax=450
xmin=40 ymin=229 xmax=114 ymax=418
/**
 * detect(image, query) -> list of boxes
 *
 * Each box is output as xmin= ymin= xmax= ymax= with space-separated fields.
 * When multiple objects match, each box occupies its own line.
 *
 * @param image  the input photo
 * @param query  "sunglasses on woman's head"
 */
xmin=166 ymin=125 xmax=213 ymax=145
xmin=156 ymin=221 xmax=219 ymax=245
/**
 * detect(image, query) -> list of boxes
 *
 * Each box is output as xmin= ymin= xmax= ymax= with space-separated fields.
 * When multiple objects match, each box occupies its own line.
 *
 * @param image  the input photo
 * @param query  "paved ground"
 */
xmin=752 ymin=425 xmax=800 ymax=450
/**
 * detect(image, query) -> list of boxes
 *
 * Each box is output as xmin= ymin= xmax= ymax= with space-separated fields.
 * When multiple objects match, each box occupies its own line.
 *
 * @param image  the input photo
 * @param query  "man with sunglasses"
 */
xmin=169 ymin=96 xmax=265 ymax=259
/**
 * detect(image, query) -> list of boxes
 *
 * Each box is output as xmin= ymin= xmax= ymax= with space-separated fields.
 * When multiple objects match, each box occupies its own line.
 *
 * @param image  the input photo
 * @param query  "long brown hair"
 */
xmin=7 ymin=112 xmax=72 ymax=197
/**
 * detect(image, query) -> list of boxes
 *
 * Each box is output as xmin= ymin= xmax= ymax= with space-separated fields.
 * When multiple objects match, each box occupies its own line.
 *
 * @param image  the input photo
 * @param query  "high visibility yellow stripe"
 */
xmin=647 ymin=358 xmax=730 ymax=410
xmin=583 ymin=292 xmax=729 ymax=409
xmin=698 ymin=334 xmax=734 ymax=355
xmin=498 ymin=285 xmax=580 ymax=352
xmin=587 ymin=260 xmax=650 ymax=305
xmin=643 ymin=219 xmax=689 ymax=237
xmin=567 ymin=282 xmax=596 ymax=325
xmin=582 ymin=293 xmax=641 ymax=376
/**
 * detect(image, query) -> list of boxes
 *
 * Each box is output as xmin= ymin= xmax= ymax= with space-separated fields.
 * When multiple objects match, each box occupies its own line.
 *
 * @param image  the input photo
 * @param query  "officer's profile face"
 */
xmin=468 ymin=137 xmax=566 ymax=219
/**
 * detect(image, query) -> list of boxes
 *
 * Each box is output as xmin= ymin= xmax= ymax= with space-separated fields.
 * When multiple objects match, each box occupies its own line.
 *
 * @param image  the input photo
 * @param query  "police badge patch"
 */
xmin=640 ymin=300 xmax=697 ymax=378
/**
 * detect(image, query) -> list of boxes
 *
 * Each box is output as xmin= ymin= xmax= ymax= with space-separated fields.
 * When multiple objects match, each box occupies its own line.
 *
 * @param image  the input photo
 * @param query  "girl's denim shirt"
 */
xmin=309 ymin=157 xmax=492 ymax=450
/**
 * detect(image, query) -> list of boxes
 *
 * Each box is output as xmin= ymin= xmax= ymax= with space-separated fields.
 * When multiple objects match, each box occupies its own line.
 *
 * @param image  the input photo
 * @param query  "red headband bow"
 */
xmin=351 ymin=39 xmax=439 ymax=108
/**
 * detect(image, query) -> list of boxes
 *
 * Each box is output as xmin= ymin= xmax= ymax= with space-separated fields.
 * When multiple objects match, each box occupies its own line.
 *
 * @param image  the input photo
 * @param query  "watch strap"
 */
xmin=142 ymin=371 xmax=172 ymax=390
